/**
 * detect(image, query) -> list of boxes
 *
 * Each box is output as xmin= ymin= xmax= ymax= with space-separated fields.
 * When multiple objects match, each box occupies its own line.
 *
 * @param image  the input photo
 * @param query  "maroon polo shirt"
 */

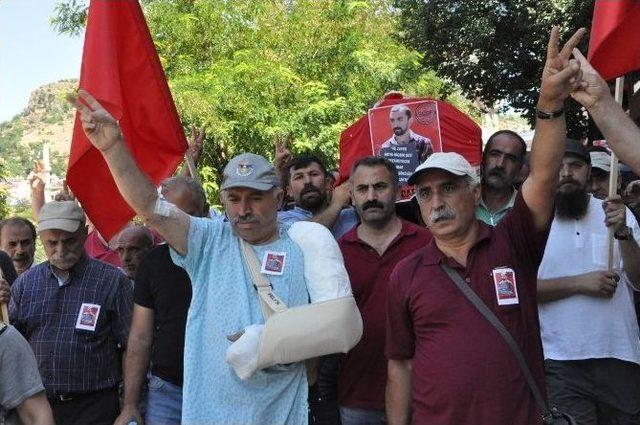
xmin=338 ymin=220 xmax=431 ymax=410
xmin=386 ymin=192 xmax=549 ymax=425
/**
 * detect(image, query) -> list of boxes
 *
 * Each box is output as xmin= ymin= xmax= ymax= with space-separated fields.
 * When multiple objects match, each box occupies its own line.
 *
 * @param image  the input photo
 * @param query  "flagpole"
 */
xmin=607 ymin=76 xmax=625 ymax=270
xmin=0 ymin=267 xmax=8 ymax=324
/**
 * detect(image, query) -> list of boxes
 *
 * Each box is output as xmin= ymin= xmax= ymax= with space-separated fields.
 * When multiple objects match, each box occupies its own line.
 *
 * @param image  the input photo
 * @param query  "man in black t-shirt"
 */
xmin=114 ymin=177 xmax=208 ymax=425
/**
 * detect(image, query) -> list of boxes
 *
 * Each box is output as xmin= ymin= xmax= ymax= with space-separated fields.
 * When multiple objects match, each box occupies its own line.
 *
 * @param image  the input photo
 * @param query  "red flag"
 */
xmin=588 ymin=0 xmax=640 ymax=81
xmin=67 ymin=0 xmax=187 ymax=240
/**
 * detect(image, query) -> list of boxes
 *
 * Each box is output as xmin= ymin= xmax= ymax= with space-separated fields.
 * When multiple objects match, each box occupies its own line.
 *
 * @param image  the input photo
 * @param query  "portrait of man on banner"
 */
xmin=369 ymin=100 xmax=443 ymax=198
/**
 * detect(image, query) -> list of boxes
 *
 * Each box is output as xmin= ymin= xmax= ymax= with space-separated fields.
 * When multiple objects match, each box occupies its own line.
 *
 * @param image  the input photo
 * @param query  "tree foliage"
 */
xmin=394 ymin=0 xmax=595 ymax=138
xmin=52 ymin=0 xmax=478 ymax=204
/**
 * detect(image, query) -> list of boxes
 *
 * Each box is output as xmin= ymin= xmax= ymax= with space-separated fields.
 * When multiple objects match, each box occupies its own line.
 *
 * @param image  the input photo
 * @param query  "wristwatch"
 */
xmin=614 ymin=225 xmax=633 ymax=241
xmin=536 ymin=107 xmax=565 ymax=120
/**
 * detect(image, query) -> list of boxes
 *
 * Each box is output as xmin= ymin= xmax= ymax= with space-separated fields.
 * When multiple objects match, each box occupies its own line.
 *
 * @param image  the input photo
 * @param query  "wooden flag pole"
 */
xmin=607 ymin=76 xmax=625 ymax=270
xmin=0 ymin=267 xmax=8 ymax=324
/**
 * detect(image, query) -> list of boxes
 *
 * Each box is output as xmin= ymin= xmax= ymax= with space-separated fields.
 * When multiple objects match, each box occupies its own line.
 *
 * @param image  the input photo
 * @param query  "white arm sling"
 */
xmin=225 ymin=221 xmax=363 ymax=380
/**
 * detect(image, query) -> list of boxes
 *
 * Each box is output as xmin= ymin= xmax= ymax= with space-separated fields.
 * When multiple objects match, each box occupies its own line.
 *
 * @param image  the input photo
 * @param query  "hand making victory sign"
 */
xmin=67 ymin=89 xmax=124 ymax=153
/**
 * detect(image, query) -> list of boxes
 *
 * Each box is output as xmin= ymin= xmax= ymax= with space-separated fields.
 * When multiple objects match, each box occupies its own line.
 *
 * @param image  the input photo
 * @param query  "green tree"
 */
xmin=394 ymin=0 xmax=595 ymax=138
xmin=53 ymin=0 xmax=478 ymax=204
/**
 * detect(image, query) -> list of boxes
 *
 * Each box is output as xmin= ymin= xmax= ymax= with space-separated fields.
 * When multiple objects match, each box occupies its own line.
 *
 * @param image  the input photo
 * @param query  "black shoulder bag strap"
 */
xmin=439 ymin=263 xmax=570 ymax=425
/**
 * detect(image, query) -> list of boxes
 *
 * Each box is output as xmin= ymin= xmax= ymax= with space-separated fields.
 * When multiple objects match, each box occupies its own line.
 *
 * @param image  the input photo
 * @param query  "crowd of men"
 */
xmin=3 ymin=26 xmax=640 ymax=425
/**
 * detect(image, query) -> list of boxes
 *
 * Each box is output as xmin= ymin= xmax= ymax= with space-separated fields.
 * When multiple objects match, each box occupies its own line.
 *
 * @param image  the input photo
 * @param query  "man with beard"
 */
xmin=476 ymin=130 xmax=527 ymax=225
xmin=380 ymin=104 xmax=433 ymax=163
xmin=0 ymin=217 xmax=37 ymax=276
xmin=385 ymin=27 xmax=586 ymax=425
xmin=337 ymin=157 xmax=430 ymax=424
xmin=537 ymin=139 xmax=640 ymax=424
xmin=9 ymin=201 xmax=133 ymax=425
xmin=279 ymin=154 xmax=358 ymax=238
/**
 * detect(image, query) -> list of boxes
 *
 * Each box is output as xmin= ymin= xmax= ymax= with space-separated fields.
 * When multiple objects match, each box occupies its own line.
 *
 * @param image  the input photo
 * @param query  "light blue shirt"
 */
xmin=171 ymin=217 xmax=309 ymax=425
xmin=278 ymin=206 xmax=358 ymax=239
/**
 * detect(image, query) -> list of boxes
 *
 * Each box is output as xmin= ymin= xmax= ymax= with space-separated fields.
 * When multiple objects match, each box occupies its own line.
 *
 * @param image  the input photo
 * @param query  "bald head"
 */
xmin=161 ymin=176 xmax=208 ymax=217
xmin=115 ymin=225 xmax=153 ymax=279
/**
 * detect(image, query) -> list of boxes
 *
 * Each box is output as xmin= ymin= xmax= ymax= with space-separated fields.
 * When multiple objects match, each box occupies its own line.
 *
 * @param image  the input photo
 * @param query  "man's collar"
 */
xmin=420 ymin=220 xmax=492 ymax=266
xmin=47 ymin=253 xmax=89 ymax=285
xmin=342 ymin=218 xmax=418 ymax=244
xmin=479 ymin=188 xmax=517 ymax=213
xmin=293 ymin=206 xmax=313 ymax=217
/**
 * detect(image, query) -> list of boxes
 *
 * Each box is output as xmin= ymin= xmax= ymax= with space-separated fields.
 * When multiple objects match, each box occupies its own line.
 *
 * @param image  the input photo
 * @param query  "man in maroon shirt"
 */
xmin=385 ymin=27 xmax=587 ymax=425
xmin=338 ymin=157 xmax=431 ymax=424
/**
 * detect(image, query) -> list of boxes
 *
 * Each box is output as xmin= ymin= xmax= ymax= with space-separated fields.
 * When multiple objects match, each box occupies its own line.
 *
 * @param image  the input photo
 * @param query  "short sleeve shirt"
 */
xmin=0 ymin=325 xmax=45 ymax=424
xmin=134 ymin=244 xmax=191 ymax=386
xmin=386 ymin=191 xmax=549 ymax=425
xmin=170 ymin=218 xmax=310 ymax=425
xmin=338 ymin=220 xmax=431 ymax=410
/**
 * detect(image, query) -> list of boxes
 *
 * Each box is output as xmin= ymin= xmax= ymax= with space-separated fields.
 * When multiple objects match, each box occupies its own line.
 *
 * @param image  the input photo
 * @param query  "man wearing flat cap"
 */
xmin=9 ymin=201 xmax=133 ymax=425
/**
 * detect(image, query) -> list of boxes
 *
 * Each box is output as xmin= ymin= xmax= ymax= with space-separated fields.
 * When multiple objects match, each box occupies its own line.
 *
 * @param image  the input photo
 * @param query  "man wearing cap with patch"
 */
xmin=9 ymin=201 xmax=133 ymax=425
xmin=385 ymin=27 xmax=586 ymax=425
xmin=537 ymin=140 xmax=640 ymax=424
xmin=69 ymin=90 xmax=362 ymax=424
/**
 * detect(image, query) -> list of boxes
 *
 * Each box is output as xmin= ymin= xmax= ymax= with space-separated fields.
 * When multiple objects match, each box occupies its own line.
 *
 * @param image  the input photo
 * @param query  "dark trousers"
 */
xmin=545 ymin=358 xmax=640 ymax=425
xmin=48 ymin=387 xmax=119 ymax=425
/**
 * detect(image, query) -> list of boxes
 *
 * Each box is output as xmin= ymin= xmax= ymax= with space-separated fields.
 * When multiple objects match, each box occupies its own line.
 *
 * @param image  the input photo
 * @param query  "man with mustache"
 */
xmin=385 ymin=27 xmax=586 ymax=425
xmin=537 ymin=139 xmax=640 ymax=424
xmin=9 ymin=201 xmax=133 ymax=425
xmin=0 ymin=217 xmax=37 ymax=276
xmin=69 ymin=87 xmax=362 ymax=424
xmin=380 ymin=104 xmax=433 ymax=163
xmin=476 ymin=130 xmax=527 ymax=226
xmin=279 ymin=154 xmax=358 ymax=238
xmin=337 ymin=157 xmax=431 ymax=424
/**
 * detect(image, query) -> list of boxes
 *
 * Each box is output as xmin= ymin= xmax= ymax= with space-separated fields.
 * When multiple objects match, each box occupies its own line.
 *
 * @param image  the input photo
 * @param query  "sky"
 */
xmin=0 ymin=0 xmax=84 ymax=122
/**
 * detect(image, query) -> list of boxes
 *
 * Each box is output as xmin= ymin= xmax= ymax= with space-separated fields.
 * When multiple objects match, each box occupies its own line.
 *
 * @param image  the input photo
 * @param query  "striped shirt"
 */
xmin=9 ymin=255 xmax=133 ymax=396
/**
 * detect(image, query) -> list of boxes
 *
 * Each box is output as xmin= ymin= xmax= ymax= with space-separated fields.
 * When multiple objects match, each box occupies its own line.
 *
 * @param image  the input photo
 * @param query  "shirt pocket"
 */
xmin=592 ymin=234 xmax=620 ymax=270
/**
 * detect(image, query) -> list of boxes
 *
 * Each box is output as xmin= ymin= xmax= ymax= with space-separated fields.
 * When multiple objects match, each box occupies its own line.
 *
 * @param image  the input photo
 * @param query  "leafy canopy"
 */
xmin=52 ymin=0 xmax=477 ymax=203
xmin=394 ymin=0 xmax=595 ymax=138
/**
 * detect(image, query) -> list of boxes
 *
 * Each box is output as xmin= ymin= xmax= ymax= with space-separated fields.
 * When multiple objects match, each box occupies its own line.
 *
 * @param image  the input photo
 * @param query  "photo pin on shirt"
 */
xmin=492 ymin=267 xmax=519 ymax=306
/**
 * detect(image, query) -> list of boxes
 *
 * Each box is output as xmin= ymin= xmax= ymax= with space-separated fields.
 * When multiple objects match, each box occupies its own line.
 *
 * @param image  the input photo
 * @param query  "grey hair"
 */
xmin=118 ymin=224 xmax=154 ymax=247
xmin=161 ymin=176 xmax=207 ymax=214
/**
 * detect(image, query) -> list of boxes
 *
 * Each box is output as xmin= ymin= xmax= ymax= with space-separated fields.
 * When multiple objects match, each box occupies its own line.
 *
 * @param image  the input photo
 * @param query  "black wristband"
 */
xmin=536 ymin=107 xmax=564 ymax=120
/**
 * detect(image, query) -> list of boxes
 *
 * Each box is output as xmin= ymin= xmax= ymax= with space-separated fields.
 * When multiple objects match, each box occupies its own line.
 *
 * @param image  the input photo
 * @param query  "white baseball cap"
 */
xmin=590 ymin=151 xmax=611 ymax=173
xmin=407 ymin=152 xmax=480 ymax=186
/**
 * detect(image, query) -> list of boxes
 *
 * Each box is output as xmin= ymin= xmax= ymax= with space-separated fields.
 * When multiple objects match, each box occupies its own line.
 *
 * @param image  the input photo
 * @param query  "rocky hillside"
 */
xmin=0 ymin=79 xmax=76 ymax=178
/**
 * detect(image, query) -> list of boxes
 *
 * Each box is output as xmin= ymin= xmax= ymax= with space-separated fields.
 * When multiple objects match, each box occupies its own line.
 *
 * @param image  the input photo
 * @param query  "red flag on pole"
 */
xmin=588 ymin=0 xmax=640 ymax=81
xmin=67 ymin=0 xmax=187 ymax=241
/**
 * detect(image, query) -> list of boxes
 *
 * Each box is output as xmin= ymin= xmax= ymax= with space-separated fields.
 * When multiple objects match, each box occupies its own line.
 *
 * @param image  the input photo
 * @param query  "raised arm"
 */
xmin=522 ymin=27 xmax=586 ymax=230
xmin=68 ymin=90 xmax=190 ymax=255
xmin=570 ymin=49 xmax=640 ymax=175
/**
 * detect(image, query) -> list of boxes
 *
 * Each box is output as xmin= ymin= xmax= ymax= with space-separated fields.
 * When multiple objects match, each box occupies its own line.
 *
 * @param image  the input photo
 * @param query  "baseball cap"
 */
xmin=564 ymin=139 xmax=590 ymax=165
xmin=38 ymin=201 xmax=86 ymax=233
xmin=590 ymin=151 xmax=611 ymax=173
xmin=221 ymin=153 xmax=280 ymax=191
xmin=407 ymin=152 xmax=480 ymax=186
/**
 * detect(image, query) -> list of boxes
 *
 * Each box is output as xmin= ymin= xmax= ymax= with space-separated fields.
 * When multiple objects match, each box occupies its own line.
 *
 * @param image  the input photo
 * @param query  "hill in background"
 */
xmin=0 ymin=79 xmax=76 ymax=179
